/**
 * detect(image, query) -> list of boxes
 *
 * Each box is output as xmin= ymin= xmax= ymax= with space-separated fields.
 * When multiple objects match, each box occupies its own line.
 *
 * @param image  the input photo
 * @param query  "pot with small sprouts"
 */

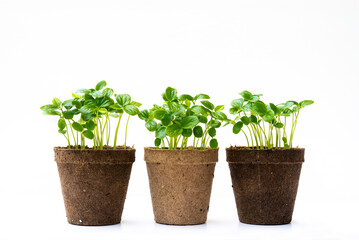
xmin=40 ymin=80 xmax=141 ymax=226
xmin=140 ymin=87 xmax=227 ymax=225
xmin=226 ymin=90 xmax=313 ymax=225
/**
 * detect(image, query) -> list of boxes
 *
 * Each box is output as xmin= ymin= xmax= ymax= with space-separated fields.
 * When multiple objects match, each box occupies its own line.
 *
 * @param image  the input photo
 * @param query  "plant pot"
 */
xmin=226 ymin=147 xmax=304 ymax=225
xmin=54 ymin=146 xmax=135 ymax=226
xmin=144 ymin=148 xmax=218 ymax=225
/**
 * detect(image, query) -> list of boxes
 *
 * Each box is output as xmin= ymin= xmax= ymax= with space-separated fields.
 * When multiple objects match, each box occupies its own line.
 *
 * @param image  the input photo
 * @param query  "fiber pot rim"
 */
xmin=54 ymin=146 xmax=136 ymax=164
xmin=144 ymin=147 xmax=218 ymax=164
xmin=226 ymin=146 xmax=304 ymax=164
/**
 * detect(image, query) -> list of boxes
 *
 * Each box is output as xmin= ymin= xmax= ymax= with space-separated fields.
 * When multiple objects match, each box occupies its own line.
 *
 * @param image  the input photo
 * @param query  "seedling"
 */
xmin=140 ymin=87 xmax=227 ymax=150
xmin=227 ymin=90 xmax=313 ymax=149
xmin=40 ymin=80 xmax=141 ymax=150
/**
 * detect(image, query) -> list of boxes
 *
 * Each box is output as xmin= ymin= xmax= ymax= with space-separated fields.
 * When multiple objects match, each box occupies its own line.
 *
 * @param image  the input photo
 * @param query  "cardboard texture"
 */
xmin=226 ymin=147 xmax=304 ymax=225
xmin=144 ymin=148 xmax=218 ymax=225
xmin=54 ymin=146 xmax=135 ymax=226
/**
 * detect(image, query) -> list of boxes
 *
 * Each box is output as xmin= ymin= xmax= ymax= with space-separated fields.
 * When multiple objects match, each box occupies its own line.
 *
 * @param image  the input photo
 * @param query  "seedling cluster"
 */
xmin=228 ymin=90 xmax=314 ymax=149
xmin=139 ymin=87 xmax=227 ymax=149
xmin=40 ymin=80 xmax=141 ymax=149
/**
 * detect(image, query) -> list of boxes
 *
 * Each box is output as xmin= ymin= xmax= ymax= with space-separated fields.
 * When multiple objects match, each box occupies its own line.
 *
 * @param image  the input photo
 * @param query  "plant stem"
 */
xmin=113 ymin=114 xmax=123 ymax=150
xmin=124 ymin=115 xmax=130 ymax=150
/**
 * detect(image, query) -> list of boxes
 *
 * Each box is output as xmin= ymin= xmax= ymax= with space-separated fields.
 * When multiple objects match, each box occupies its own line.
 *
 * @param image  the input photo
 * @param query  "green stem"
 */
xmin=113 ymin=114 xmax=123 ymax=150
xmin=67 ymin=120 xmax=77 ymax=149
xmin=124 ymin=115 xmax=130 ymax=150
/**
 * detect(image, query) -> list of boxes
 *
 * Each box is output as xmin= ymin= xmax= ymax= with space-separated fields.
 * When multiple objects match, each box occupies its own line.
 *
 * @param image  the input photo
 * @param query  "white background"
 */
xmin=0 ymin=0 xmax=358 ymax=239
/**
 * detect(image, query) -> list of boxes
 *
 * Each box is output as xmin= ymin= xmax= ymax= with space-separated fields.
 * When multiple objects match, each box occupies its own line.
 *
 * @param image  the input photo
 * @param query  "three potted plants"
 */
xmin=40 ymin=80 xmax=141 ymax=225
xmin=139 ymin=87 xmax=227 ymax=225
xmin=226 ymin=90 xmax=313 ymax=225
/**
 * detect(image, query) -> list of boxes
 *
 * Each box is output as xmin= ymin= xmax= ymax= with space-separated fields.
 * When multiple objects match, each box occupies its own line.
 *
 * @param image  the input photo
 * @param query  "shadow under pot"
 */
xmin=226 ymin=147 xmax=304 ymax=225
xmin=144 ymin=148 xmax=218 ymax=225
xmin=54 ymin=147 xmax=135 ymax=226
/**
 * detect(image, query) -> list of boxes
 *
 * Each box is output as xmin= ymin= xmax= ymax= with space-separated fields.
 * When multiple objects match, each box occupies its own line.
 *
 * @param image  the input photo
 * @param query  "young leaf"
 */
xmin=212 ymin=112 xmax=227 ymax=120
xmin=167 ymin=101 xmax=180 ymax=112
xmin=102 ymin=88 xmax=114 ymax=97
xmin=181 ymin=116 xmax=199 ymax=129
xmin=182 ymin=129 xmax=192 ymax=137
xmin=198 ymin=115 xmax=208 ymax=123
xmin=138 ymin=110 xmax=150 ymax=120
xmin=161 ymin=114 xmax=172 ymax=126
xmin=275 ymin=122 xmax=284 ymax=128
xmin=83 ymin=130 xmax=94 ymax=139
xmin=116 ymin=94 xmax=131 ymax=106
xmin=40 ymin=104 xmax=58 ymax=111
xmin=145 ymin=120 xmax=157 ymax=132
xmin=253 ymin=102 xmax=267 ymax=116
xmin=130 ymin=101 xmax=142 ymax=107
xmin=124 ymin=105 xmax=139 ymax=115
xmin=165 ymin=87 xmax=177 ymax=101
xmin=58 ymin=129 xmax=67 ymax=134
xmin=233 ymin=121 xmax=243 ymax=134
xmin=249 ymin=115 xmax=257 ymax=124
xmin=72 ymin=122 xmax=84 ymax=132
xmin=86 ymin=120 xmax=96 ymax=131
xmin=63 ymin=111 xmax=74 ymax=119
xmin=263 ymin=109 xmax=275 ymax=122
xmin=62 ymin=99 xmax=73 ymax=110
xmin=241 ymin=116 xmax=250 ymax=125
xmin=194 ymin=94 xmax=210 ymax=100
xmin=231 ymin=99 xmax=244 ymax=109
xmin=154 ymin=138 xmax=161 ymax=147
xmin=201 ymin=101 xmax=214 ymax=110
xmin=79 ymin=105 xmax=97 ymax=115
xmin=154 ymin=109 xmax=167 ymax=120
xmin=179 ymin=94 xmax=194 ymax=101
xmin=193 ymin=126 xmax=203 ymax=138
xmin=95 ymin=80 xmax=107 ymax=91
xmin=208 ymin=127 xmax=216 ymax=137
xmin=210 ymin=138 xmax=218 ymax=149
xmin=156 ymin=127 xmax=166 ymax=139
xmin=214 ymin=105 xmax=225 ymax=112
xmin=299 ymin=100 xmax=314 ymax=108
xmin=191 ymin=105 xmax=208 ymax=115
xmin=210 ymin=120 xmax=221 ymax=128
xmin=166 ymin=124 xmax=182 ymax=137
xmin=239 ymin=90 xmax=253 ymax=101
xmin=229 ymin=108 xmax=238 ymax=115
xmin=58 ymin=119 xmax=66 ymax=129
xmin=92 ymin=91 xmax=103 ymax=98
xmin=52 ymin=98 xmax=62 ymax=107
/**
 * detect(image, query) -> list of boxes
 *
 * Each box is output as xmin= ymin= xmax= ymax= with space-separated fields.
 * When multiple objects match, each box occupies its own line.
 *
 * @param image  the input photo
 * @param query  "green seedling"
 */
xmin=40 ymin=80 xmax=141 ymax=150
xmin=140 ymin=87 xmax=227 ymax=150
xmin=227 ymin=90 xmax=313 ymax=149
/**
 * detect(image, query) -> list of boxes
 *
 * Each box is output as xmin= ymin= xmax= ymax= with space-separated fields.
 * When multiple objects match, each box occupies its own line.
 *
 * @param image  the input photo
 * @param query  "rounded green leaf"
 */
xmin=156 ymin=127 xmax=166 ymax=139
xmin=210 ymin=138 xmax=218 ymax=149
xmin=249 ymin=115 xmax=257 ymax=124
xmin=40 ymin=104 xmax=58 ymax=111
xmin=63 ymin=111 xmax=74 ymax=119
xmin=83 ymin=130 xmax=94 ymax=139
xmin=253 ymin=102 xmax=267 ymax=116
xmin=208 ymin=127 xmax=216 ymax=137
xmin=72 ymin=122 xmax=84 ymax=132
xmin=58 ymin=119 xmax=66 ymax=129
xmin=239 ymin=90 xmax=253 ymax=101
xmin=194 ymin=94 xmax=210 ymax=100
xmin=212 ymin=112 xmax=227 ymax=120
xmin=167 ymin=101 xmax=180 ymax=112
xmin=198 ymin=115 xmax=208 ymax=123
xmin=179 ymin=94 xmax=194 ymax=101
xmin=42 ymin=110 xmax=61 ymax=116
xmin=275 ymin=122 xmax=284 ymax=128
xmin=95 ymin=80 xmax=107 ymax=91
xmin=81 ymin=113 xmax=96 ymax=121
xmin=130 ymin=101 xmax=142 ymax=107
xmin=79 ymin=105 xmax=97 ymax=115
xmin=165 ymin=87 xmax=177 ymax=101
xmin=124 ymin=105 xmax=139 ymax=116
xmin=102 ymin=88 xmax=114 ymax=97
xmin=201 ymin=100 xmax=214 ymax=110
xmin=154 ymin=109 xmax=167 ymax=120
xmin=161 ymin=114 xmax=172 ymax=126
xmin=116 ymin=94 xmax=131 ymax=106
xmin=229 ymin=107 xmax=238 ymax=115
xmin=138 ymin=110 xmax=150 ymax=120
xmin=181 ymin=116 xmax=199 ymax=129
xmin=62 ymin=99 xmax=73 ymax=110
xmin=76 ymin=88 xmax=90 ymax=94
xmin=52 ymin=98 xmax=62 ymax=107
xmin=240 ymin=116 xmax=250 ymax=125
xmin=166 ymin=124 xmax=182 ymax=137
xmin=233 ymin=121 xmax=243 ymax=134
xmin=154 ymin=138 xmax=161 ymax=147
xmin=182 ymin=128 xmax=192 ymax=137
xmin=210 ymin=120 xmax=221 ymax=128
xmin=58 ymin=129 xmax=67 ymax=134
xmin=193 ymin=126 xmax=203 ymax=138
xmin=191 ymin=105 xmax=208 ymax=115
xmin=214 ymin=105 xmax=225 ymax=112
xmin=299 ymin=100 xmax=314 ymax=108
xmin=145 ymin=120 xmax=157 ymax=132
xmin=86 ymin=120 xmax=96 ymax=131
xmin=231 ymin=98 xmax=244 ymax=109
xmin=263 ymin=109 xmax=275 ymax=122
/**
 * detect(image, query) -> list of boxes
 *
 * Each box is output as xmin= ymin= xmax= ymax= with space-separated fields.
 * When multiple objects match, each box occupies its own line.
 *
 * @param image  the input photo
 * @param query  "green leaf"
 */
xmin=58 ymin=119 xmax=66 ymax=129
xmin=201 ymin=100 xmax=214 ymax=110
xmin=269 ymin=103 xmax=280 ymax=115
xmin=138 ymin=110 xmax=150 ymax=120
xmin=229 ymin=108 xmax=238 ymax=115
xmin=97 ymin=97 xmax=113 ymax=108
xmin=124 ymin=105 xmax=139 ymax=116
xmin=72 ymin=122 xmax=83 ymax=132
xmin=231 ymin=98 xmax=244 ymax=109
xmin=210 ymin=138 xmax=218 ymax=149
xmin=191 ymin=105 xmax=208 ymax=115
xmin=210 ymin=120 xmax=221 ymax=128
xmin=72 ymin=93 xmax=82 ymax=99
xmin=194 ymin=94 xmax=210 ymax=100
xmin=181 ymin=116 xmax=199 ymax=129
xmin=233 ymin=121 xmax=243 ymax=134
xmin=40 ymin=104 xmax=58 ymax=111
xmin=275 ymin=122 xmax=284 ymax=128
xmin=282 ymin=137 xmax=288 ymax=144
xmin=83 ymin=130 xmax=94 ymax=139
xmin=249 ymin=115 xmax=257 ymax=124
xmin=253 ymin=102 xmax=267 ymax=116
xmin=92 ymin=91 xmax=103 ymax=98
xmin=198 ymin=115 xmax=208 ymax=123
xmin=263 ymin=109 xmax=275 ymax=122
xmin=214 ymin=105 xmax=225 ymax=112
xmin=212 ymin=112 xmax=227 ymax=120
xmin=86 ymin=120 xmax=96 ymax=130
xmin=72 ymin=99 xmax=82 ymax=109
xmin=63 ymin=111 xmax=74 ymax=119
xmin=239 ymin=90 xmax=253 ymax=101
xmin=145 ymin=120 xmax=157 ymax=132
xmin=165 ymin=87 xmax=177 ymax=101
xmin=130 ymin=101 xmax=142 ymax=107
xmin=98 ymin=108 xmax=107 ymax=113
xmin=52 ymin=98 xmax=62 ymax=107
xmin=76 ymin=88 xmax=90 ymax=94
xmin=58 ymin=129 xmax=67 ymax=134
xmin=161 ymin=114 xmax=172 ymax=126
xmin=154 ymin=138 xmax=161 ymax=147
xmin=179 ymin=94 xmax=194 ymax=101
xmin=168 ymin=101 xmax=180 ymax=112
xmin=208 ymin=127 xmax=216 ymax=137
xmin=102 ymin=88 xmax=114 ymax=97
xmin=182 ymin=129 xmax=192 ymax=137
xmin=156 ymin=127 xmax=166 ymax=139
xmin=154 ymin=109 xmax=167 ymax=120
xmin=166 ymin=124 xmax=182 ymax=137
xmin=81 ymin=113 xmax=96 ymax=121
xmin=95 ymin=80 xmax=107 ymax=91
xmin=193 ymin=126 xmax=203 ymax=138
xmin=241 ymin=116 xmax=250 ymax=125
xmin=116 ymin=94 xmax=131 ymax=106
xmin=79 ymin=105 xmax=97 ymax=115
xmin=300 ymin=100 xmax=314 ymax=108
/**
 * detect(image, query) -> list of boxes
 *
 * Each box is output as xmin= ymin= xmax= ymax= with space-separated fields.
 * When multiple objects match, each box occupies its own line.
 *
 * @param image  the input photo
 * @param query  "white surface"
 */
xmin=0 ymin=0 xmax=359 ymax=239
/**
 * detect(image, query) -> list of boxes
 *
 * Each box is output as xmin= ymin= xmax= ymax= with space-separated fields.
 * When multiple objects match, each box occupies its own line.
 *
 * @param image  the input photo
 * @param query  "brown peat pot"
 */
xmin=54 ymin=146 xmax=135 ymax=226
xmin=144 ymin=147 xmax=218 ymax=225
xmin=226 ymin=147 xmax=304 ymax=225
